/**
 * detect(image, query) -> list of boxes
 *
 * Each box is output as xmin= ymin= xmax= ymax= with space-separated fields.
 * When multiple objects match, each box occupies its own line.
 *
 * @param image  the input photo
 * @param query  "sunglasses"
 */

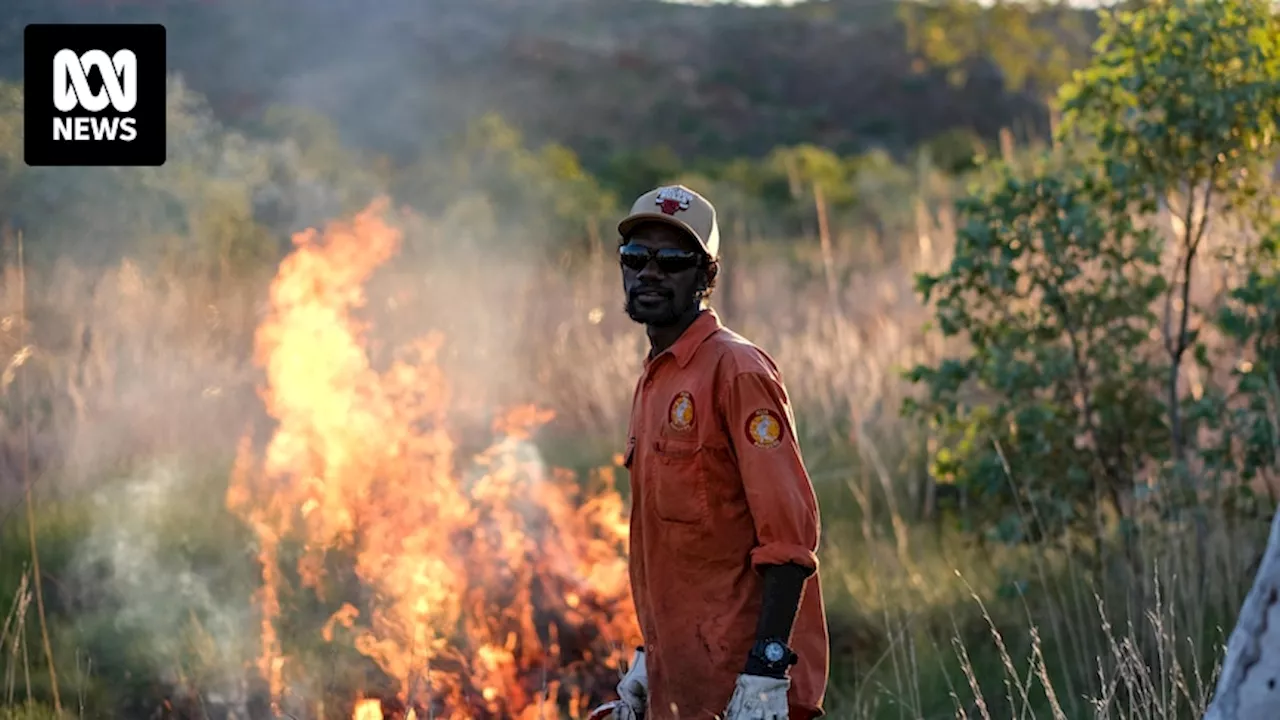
xmin=618 ymin=243 xmax=704 ymax=273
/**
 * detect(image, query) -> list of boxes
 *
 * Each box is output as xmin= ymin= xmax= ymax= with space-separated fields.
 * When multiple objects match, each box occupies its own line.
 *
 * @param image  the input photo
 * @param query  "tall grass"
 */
xmin=0 ymin=179 xmax=1268 ymax=719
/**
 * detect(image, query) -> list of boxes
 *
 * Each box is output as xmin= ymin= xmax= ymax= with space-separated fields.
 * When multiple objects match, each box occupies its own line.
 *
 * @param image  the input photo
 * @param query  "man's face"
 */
xmin=620 ymin=223 xmax=706 ymax=328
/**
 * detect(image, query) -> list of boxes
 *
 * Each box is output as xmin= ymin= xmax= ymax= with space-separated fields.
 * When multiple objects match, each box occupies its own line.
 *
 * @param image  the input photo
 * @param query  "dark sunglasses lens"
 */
xmin=619 ymin=244 xmax=701 ymax=272
xmin=655 ymin=250 xmax=701 ymax=273
xmin=619 ymin=245 xmax=650 ymax=270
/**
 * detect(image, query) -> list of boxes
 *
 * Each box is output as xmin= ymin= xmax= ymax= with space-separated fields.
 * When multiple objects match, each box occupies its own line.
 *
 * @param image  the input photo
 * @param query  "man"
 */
xmin=609 ymin=185 xmax=829 ymax=720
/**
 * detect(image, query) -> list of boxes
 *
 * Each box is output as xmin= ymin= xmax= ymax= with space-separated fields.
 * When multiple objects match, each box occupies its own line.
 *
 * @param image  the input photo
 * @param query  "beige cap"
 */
xmin=617 ymin=184 xmax=720 ymax=259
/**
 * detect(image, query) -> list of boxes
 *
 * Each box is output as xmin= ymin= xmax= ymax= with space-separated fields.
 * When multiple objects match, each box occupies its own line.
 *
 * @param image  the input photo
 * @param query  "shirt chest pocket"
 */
xmin=651 ymin=437 xmax=709 ymax=525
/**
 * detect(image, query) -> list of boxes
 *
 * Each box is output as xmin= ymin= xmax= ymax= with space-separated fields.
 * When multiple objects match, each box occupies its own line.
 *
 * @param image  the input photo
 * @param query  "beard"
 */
xmin=625 ymin=288 xmax=694 ymax=327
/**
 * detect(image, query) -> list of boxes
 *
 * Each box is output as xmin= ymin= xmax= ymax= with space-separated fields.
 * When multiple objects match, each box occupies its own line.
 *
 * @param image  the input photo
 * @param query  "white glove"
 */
xmin=722 ymin=674 xmax=791 ymax=720
xmin=615 ymin=649 xmax=648 ymax=719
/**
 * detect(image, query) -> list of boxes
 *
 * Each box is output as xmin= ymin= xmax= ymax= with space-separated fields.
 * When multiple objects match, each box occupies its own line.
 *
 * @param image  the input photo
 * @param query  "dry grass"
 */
xmin=0 ymin=191 xmax=1268 ymax=719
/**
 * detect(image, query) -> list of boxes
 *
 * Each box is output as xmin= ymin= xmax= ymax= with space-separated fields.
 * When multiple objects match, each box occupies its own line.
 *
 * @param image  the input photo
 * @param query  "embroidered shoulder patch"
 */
xmin=745 ymin=409 xmax=783 ymax=449
xmin=669 ymin=391 xmax=695 ymax=431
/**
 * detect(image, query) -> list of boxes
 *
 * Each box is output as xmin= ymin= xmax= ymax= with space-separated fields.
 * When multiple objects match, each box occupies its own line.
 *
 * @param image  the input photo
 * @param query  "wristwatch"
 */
xmin=747 ymin=638 xmax=798 ymax=677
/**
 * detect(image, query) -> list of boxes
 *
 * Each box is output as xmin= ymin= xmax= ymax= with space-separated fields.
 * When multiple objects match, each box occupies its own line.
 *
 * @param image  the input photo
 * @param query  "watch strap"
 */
xmin=745 ymin=638 xmax=797 ymax=678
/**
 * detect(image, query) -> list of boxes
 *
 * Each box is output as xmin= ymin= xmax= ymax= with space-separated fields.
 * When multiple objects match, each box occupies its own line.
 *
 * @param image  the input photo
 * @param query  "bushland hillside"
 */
xmin=1 ymin=1 xmax=1277 ymax=719
xmin=0 ymin=0 xmax=1078 ymax=168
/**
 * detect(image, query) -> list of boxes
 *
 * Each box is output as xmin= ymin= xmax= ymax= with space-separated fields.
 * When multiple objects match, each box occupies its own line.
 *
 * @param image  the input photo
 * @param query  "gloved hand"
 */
xmin=586 ymin=700 xmax=623 ymax=720
xmin=721 ymin=674 xmax=791 ymax=720
xmin=615 ymin=649 xmax=648 ymax=719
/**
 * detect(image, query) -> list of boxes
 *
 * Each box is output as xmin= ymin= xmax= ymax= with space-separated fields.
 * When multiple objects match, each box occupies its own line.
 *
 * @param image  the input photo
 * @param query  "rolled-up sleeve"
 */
xmin=723 ymin=370 xmax=820 ymax=575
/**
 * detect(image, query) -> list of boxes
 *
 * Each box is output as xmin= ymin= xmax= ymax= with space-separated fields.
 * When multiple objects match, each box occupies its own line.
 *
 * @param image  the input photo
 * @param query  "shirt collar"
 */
xmin=646 ymin=308 xmax=723 ymax=370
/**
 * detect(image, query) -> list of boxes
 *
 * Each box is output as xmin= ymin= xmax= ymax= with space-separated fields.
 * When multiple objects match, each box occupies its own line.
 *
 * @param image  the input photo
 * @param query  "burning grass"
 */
xmin=225 ymin=200 xmax=639 ymax=719
xmin=0 ymin=186 xmax=1267 ymax=720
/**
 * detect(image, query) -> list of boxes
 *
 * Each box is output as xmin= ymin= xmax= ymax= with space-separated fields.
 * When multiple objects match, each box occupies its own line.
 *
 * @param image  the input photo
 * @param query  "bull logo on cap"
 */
xmin=655 ymin=186 xmax=694 ymax=215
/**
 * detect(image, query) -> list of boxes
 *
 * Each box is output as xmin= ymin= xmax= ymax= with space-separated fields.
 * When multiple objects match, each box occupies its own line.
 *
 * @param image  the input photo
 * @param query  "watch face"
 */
xmin=764 ymin=642 xmax=786 ymax=663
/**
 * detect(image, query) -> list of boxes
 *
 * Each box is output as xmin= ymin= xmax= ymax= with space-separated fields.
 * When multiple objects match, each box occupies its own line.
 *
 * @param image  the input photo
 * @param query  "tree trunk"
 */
xmin=1205 ymin=510 xmax=1280 ymax=719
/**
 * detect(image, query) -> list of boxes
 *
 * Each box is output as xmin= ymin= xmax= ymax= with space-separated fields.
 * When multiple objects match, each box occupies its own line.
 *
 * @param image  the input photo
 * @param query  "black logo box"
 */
xmin=24 ymin=23 xmax=166 ymax=167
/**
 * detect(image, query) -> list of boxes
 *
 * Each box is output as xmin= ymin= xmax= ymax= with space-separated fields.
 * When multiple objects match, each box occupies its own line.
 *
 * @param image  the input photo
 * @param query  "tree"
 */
xmin=392 ymin=114 xmax=619 ymax=265
xmin=901 ymin=0 xmax=1097 ymax=98
xmin=906 ymin=150 xmax=1170 ymax=544
xmin=1057 ymin=0 xmax=1280 ymax=471
xmin=906 ymin=0 xmax=1280 ymax=549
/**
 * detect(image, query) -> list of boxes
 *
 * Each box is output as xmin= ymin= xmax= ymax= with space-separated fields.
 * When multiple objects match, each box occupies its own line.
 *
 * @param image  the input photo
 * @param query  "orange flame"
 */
xmin=354 ymin=699 xmax=391 ymax=720
xmin=227 ymin=199 xmax=639 ymax=719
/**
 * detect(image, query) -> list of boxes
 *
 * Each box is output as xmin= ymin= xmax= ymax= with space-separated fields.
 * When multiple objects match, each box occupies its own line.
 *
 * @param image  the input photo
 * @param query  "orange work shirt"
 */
xmin=624 ymin=309 xmax=830 ymax=719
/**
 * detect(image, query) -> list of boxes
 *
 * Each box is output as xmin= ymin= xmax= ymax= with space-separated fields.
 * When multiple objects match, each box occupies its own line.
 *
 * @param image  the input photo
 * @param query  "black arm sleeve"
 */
xmin=742 ymin=561 xmax=810 ymax=676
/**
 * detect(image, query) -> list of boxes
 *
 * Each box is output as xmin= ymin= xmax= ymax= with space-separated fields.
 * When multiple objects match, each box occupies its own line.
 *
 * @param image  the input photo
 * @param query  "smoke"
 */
xmin=70 ymin=457 xmax=259 ymax=714
xmin=1 ymin=2 xmax=623 ymax=477
xmin=0 ymin=2 xmax=643 ymax=713
xmin=0 ymin=1 xmax=638 ymax=498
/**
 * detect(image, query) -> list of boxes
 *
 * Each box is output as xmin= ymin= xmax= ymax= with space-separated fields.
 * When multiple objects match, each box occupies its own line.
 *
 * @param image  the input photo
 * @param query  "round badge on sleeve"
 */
xmin=669 ymin=391 xmax=695 ymax=431
xmin=745 ymin=409 xmax=783 ymax=449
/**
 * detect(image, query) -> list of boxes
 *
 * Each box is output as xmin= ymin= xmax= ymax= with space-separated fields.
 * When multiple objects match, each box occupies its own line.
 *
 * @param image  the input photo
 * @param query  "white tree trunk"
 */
xmin=1205 ymin=510 xmax=1280 ymax=719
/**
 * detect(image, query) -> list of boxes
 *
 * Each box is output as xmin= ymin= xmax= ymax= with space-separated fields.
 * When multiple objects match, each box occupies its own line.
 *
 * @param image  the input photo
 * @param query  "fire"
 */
xmin=354 ymin=699 xmax=391 ymax=720
xmin=226 ymin=199 xmax=639 ymax=719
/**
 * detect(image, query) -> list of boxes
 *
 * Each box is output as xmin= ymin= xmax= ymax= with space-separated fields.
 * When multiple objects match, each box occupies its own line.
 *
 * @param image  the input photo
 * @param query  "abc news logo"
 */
xmin=53 ymin=49 xmax=139 ymax=142
xmin=24 ymin=24 xmax=166 ymax=167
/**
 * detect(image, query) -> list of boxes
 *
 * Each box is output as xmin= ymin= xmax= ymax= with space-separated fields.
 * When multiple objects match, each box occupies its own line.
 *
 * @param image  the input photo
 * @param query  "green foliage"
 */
xmin=1057 ymin=0 xmax=1280 ymax=470
xmin=1057 ymin=0 xmax=1280 ymax=201
xmin=0 ymin=80 xmax=291 ymax=273
xmin=0 ymin=83 xmax=630 ymax=275
xmin=768 ymin=145 xmax=858 ymax=207
xmin=920 ymin=127 xmax=985 ymax=174
xmin=907 ymin=154 xmax=1170 ymax=540
xmin=902 ymin=0 xmax=1096 ymax=95
xmin=907 ymin=0 xmax=1280 ymax=544
xmin=393 ymin=114 xmax=619 ymax=263
xmin=0 ymin=467 xmax=264 ymax=717
xmin=1212 ymin=221 xmax=1280 ymax=492
xmin=597 ymin=146 xmax=684 ymax=203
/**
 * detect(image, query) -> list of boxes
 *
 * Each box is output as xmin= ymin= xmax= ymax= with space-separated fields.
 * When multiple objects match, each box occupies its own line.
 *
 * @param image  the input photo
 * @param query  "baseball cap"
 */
xmin=617 ymin=184 xmax=720 ymax=259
